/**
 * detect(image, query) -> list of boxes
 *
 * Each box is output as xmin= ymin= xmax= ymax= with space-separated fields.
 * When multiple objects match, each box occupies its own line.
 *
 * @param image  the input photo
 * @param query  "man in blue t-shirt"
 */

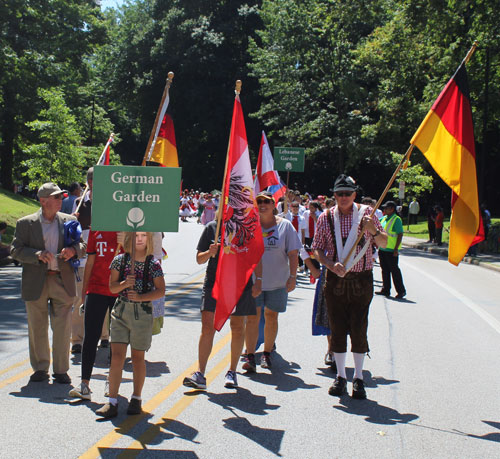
xmin=376 ymin=201 xmax=406 ymax=299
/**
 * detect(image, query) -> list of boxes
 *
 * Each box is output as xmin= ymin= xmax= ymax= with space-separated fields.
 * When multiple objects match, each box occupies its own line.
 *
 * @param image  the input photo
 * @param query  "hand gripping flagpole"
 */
xmin=343 ymin=41 xmax=479 ymax=272
xmin=74 ymin=132 xmax=114 ymax=215
xmin=142 ymin=71 xmax=175 ymax=166
xmin=213 ymin=80 xmax=242 ymax=256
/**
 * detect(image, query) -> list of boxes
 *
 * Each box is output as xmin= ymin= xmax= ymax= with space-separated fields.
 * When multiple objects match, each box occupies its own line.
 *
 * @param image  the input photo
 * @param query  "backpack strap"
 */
xmin=141 ymin=254 xmax=154 ymax=294
xmin=118 ymin=253 xmax=130 ymax=282
xmin=326 ymin=209 xmax=338 ymax=262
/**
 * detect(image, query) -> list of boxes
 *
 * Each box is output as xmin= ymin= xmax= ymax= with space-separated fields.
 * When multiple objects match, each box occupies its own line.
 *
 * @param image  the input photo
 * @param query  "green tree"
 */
xmin=23 ymin=88 xmax=85 ymax=188
xmin=0 ymin=0 xmax=106 ymax=190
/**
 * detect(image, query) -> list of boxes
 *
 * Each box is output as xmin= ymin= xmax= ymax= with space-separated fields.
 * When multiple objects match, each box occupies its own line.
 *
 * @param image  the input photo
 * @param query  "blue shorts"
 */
xmin=255 ymin=288 xmax=288 ymax=313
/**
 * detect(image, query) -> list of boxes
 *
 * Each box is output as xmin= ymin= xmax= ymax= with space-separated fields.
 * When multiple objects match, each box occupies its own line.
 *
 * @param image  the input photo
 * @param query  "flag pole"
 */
xmin=214 ymin=80 xmax=242 ymax=253
xmin=141 ymin=71 xmax=174 ymax=166
xmin=343 ymin=144 xmax=414 ymax=271
xmin=75 ymin=132 xmax=114 ymax=215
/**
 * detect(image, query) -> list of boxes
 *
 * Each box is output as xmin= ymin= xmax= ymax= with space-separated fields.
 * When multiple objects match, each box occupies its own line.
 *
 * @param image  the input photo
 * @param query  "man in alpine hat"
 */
xmin=312 ymin=174 xmax=387 ymax=399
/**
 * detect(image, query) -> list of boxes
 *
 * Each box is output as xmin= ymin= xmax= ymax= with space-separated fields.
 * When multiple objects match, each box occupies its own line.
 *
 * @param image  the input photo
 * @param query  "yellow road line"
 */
xmin=0 ymin=276 xmax=203 ymax=389
xmin=118 ymin=351 xmax=232 ymax=458
xmin=0 ymin=358 xmax=30 ymax=377
xmin=79 ymin=332 xmax=231 ymax=459
xmin=0 ymin=367 xmax=33 ymax=390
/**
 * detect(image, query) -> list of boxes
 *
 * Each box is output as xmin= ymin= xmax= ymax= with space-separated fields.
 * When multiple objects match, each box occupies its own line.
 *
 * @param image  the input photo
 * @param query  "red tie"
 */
xmin=292 ymin=215 xmax=299 ymax=232
xmin=309 ymin=214 xmax=315 ymax=238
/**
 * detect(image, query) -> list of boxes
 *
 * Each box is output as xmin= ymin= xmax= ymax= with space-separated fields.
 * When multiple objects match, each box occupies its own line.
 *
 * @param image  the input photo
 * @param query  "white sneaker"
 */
xmin=68 ymin=382 xmax=91 ymax=400
xmin=224 ymin=370 xmax=238 ymax=388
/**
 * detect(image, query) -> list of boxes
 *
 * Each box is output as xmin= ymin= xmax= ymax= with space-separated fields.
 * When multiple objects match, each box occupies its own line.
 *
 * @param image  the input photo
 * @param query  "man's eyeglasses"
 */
xmin=257 ymin=198 xmax=272 ymax=204
xmin=335 ymin=191 xmax=353 ymax=197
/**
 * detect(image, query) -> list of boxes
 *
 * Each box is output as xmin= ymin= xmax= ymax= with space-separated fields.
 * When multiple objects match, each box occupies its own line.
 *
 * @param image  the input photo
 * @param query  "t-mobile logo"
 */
xmin=96 ymin=241 xmax=108 ymax=256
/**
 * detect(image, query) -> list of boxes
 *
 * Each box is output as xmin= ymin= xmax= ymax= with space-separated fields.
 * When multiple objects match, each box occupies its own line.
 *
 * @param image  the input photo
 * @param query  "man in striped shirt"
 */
xmin=313 ymin=175 xmax=387 ymax=399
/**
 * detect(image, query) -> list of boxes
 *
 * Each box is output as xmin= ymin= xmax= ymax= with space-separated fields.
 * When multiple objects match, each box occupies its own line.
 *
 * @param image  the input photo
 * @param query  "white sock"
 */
xmin=334 ymin=352 xmax=347 ymax=379
xmin=131 ymin=395 xmax=142 ymax=401
xmin=353 ymin=352 xmax=365 ymax=380
xmin=108 ymin=397 xmax=118 ymax=406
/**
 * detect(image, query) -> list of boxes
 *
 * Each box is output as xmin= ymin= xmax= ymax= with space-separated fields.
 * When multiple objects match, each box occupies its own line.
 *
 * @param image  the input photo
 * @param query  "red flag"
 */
xmin=212 ymin=95 xmax=264 ymax=331
xmin=97 ymin=136 xmax=113 ymax=165
xmin=254 ymin=131 xmax=287 ymax=200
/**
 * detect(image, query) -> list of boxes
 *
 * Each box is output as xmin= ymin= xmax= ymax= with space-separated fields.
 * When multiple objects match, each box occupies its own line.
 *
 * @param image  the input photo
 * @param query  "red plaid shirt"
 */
xmin=312 ymin=206 xmax=383 ymax=272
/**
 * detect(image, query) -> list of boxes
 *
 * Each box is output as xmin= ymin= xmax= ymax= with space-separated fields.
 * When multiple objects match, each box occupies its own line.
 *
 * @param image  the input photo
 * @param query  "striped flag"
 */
xmin=254 ymin=131 xmax=287 ymax=201
xmin=212 ymin=94 xmax=264 ymax=331
xmin=411 ymin=62 xmax=481 ymax=265
xmin=149 ymin=113 xmax=179 ymax=167
xmin=97 ymin=135 xmax=113 ymax=165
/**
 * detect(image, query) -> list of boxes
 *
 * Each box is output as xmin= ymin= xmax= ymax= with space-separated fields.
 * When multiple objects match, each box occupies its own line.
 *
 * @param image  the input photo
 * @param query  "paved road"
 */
xmin=0 ymin=219 xmax=499 ymax=458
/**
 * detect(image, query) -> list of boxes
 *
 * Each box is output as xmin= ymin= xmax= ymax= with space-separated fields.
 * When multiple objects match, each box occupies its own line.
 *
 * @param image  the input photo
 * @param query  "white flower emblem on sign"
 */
xmin=285 ymin=162 xmax=292 ymax=170
xmin=126 ymin=207 xmax=145 ymax=229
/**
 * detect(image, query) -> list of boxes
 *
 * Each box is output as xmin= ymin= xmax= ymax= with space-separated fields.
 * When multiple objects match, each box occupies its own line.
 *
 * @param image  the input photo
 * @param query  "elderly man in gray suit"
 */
xmin=11 ymin=183 xmax=87 ymax=383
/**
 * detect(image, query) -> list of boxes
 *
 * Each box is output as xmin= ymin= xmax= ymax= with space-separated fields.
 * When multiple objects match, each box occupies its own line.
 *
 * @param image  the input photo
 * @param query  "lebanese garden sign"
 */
xmin=92 ymin=165 xmax=182 ymax=232
xmin=274 ymin=147 xmax=305 ymax=173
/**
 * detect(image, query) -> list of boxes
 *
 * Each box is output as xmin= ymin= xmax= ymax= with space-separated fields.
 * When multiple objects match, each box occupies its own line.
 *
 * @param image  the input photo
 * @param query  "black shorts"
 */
xmin=201 ymin=281 xmax=256 ymax=316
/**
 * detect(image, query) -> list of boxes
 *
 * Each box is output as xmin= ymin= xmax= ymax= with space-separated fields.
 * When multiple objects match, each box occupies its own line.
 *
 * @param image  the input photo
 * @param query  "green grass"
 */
xmin=0 ymin=188 xmax=40 ymax=244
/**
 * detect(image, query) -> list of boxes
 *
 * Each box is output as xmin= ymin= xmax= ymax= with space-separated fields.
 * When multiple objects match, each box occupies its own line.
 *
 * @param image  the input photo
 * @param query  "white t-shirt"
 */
xmin=260 ymin=218 xmax=302 ymax=290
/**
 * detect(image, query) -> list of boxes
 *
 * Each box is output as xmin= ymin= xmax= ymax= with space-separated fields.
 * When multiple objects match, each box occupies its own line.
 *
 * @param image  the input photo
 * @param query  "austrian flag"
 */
xmin=212 ymin=94 xmax=264 ymax=331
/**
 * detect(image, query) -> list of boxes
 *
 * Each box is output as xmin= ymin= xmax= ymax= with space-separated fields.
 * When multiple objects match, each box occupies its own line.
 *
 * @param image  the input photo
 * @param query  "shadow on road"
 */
xmin=98 ymin=447 xmax=198 ymax=458
xmin=204 ymin=387 xmax=280 ymax=416
xmin=0 ymin=267 xmax=27 ymax=342
xmin=333 ymin=396 xmax=419 ymax=425
xmin=223 ymin=413 xmax=284 ymax=456
xmin=244 ymin=354 xmax=320 ymax=393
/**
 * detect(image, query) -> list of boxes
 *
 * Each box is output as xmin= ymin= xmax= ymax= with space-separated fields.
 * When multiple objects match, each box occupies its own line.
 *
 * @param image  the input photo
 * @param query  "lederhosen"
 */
xmin=323 ymin=209 xmax=372 ymax=353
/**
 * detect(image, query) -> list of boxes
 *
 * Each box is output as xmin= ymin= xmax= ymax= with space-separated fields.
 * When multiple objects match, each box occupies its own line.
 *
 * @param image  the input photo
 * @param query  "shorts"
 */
xmin=110 ymin=298 xmax=153 ymax=351
xmin=255 ymin=288 xmax=288 ymax=313
xmin=201 ymin=282 xmax=256 ymax=316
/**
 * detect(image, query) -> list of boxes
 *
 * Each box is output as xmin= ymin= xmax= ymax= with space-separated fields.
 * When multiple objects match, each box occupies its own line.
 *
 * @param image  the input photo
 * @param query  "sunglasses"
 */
xmin=257 ymin=198 xmax=272 ymax=204
xmin=335 ymin=191 xmax=353 ymax=197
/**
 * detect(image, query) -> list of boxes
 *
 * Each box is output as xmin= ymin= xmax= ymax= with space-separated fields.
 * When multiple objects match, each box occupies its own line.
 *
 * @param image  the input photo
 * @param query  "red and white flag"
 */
xmin=97 ymin=135 xmax=113 ymax=165
xmin=212 ymin=95 xmax=264 ymax=331
xmin=254 ymin=131 xmax=286 ymax=201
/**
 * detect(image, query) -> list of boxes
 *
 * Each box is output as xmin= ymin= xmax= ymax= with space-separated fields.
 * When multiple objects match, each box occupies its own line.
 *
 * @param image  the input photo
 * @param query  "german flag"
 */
xmin=411 ymin=62 xmax=480 ymax=265
xmin=149 ymin=113 xmax=179 ymax=167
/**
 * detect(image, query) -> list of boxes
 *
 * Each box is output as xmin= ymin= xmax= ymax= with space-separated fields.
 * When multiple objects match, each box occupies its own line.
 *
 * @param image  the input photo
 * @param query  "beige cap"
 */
xmin=37 ymin=182 xmax=67 ymax=199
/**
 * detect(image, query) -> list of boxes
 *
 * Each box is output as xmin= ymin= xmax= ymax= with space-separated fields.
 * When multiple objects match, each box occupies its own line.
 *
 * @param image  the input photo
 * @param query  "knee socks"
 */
xmin=353 ymin=352 xmax=365 ymax=380
xmin=334 ymin=352 xmax=347 ymax=379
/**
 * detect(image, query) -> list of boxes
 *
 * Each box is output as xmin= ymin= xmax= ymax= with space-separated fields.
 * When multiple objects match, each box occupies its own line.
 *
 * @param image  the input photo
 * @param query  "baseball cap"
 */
xmin=37 ymin=182 xmax=67 ymax=199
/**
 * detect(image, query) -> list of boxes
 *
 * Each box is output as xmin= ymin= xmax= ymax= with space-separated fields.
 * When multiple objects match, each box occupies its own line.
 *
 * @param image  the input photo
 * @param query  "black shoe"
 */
xmin=53 ymin=373 xmax=71 ymax=384
xmin=100 ymin=339 xmax=109 ymax=348
xmin=352 ymin=378 xmax=367 ymax=399
xmin=96 ymin=402 xmax=118 ymax=418
xmin=127 ymin=398 xmax=142 ymax=415
xmin=30 ymin=370 xmax=49 ymax=382
xmin=260 ymin=354 xmax=272 ymax=369
xmin=328 ymin=376 xmax=347 ymax=396
xmin=71 ymin=344 xmax=82 ymax=354
xmin=395 ymin=292 xmax=406 ymax=299
xmin=375 ymin=290 xmax=389 ymax=296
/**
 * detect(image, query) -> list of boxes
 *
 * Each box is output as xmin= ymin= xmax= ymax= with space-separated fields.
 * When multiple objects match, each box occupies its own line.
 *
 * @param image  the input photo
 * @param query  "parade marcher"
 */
xmin=243 ymin=191 xmax=301 ymax=371
xmin=96 ymin=232 xmax=165 ymax=418
xmin=434 ymin=205 xmax=444 ymax=246
xmin=427 ymin=206 xmax=437 ymax=243
xmin=183 ymin=220 xmax=262 ymax=390
xmin=11 ymin=182 xmax=87 ymax=383
xmin=71 ymin=167 xmax=109 ymax=353
xmin=61 ymin=182 xmax=81 ymax=214
xmin=376 ymin=201 xmax=406 ymax=299
xmin=313 ymin=175 xmax=387 ymax=399
xmin=408 ymin=197 xmax=420 ymax=225
xmin=201 ymin=194 xmax=217 ymax=225
xmin=68 ymin=230 xmax=122 ymax=400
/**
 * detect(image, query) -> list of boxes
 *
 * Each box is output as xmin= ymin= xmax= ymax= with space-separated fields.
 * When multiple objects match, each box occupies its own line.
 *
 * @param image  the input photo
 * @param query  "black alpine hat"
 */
xmin=333 ymin=174 xmax=357 ymax=193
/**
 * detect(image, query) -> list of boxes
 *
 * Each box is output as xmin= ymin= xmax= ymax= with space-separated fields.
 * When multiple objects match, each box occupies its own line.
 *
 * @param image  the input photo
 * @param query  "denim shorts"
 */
xmin=255 ymin=288 xmax=288 ymax=313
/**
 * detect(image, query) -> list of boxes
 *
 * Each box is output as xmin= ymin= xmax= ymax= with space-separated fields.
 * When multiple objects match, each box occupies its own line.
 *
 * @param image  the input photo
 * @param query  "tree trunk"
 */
xmin=0 ymin=86 xmax=15 ymax=191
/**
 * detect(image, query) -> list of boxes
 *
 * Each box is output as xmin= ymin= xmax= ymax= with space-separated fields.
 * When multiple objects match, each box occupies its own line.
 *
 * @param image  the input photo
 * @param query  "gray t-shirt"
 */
xmin=260 ymin=218 xmax=302 ymax=291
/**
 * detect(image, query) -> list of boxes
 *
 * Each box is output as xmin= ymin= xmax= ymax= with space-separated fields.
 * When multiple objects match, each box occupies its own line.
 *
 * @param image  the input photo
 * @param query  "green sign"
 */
xmin=92 ymin=165 xmax=182 ymax=232
xmin=274 ymin=147 xmax=305 ymax=172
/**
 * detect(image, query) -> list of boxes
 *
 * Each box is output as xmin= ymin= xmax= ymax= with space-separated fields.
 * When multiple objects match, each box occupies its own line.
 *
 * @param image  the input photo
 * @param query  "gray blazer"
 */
xmin=11 ymin=210 xmax=87 ymax=301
